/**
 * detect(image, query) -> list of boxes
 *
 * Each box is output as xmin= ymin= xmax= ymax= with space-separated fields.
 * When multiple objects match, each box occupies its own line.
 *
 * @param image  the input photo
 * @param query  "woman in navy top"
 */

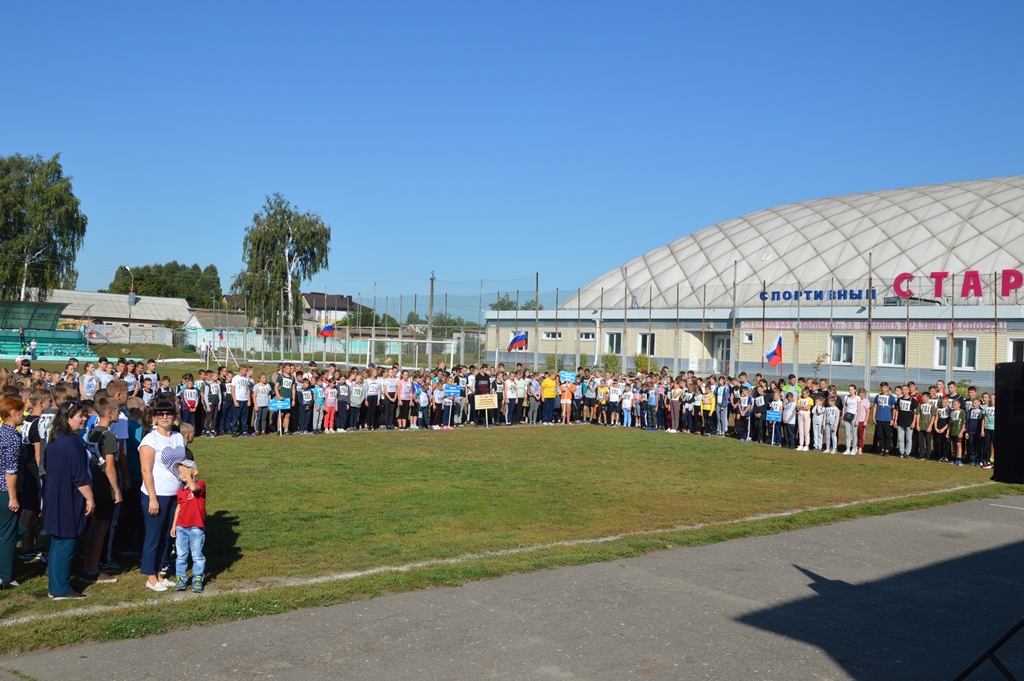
xmin=0 ymin=395 xmax=25 ymax=589
xmin=42 ymin=401 xmax=95 ymax=599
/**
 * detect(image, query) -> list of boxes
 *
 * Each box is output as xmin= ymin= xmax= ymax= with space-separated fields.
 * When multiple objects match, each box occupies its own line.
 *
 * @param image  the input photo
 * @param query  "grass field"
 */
xmin=0 ymin=424 xmax=1017 ymax=654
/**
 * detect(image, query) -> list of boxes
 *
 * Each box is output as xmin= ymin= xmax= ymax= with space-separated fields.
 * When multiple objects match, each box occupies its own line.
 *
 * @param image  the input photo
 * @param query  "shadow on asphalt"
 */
xmin=739 ymin=541 xmax=1024 ymax=680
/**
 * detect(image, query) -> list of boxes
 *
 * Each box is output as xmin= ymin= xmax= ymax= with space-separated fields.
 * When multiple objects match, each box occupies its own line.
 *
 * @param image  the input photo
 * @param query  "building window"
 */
xmin=542 ymin=331 xmax=563 ymax=341
xmin=1009 ymin=338 xmax=1024 ymax=363
xmin=879 ymin=336 xmax=906 ymax=367
xmin=743 ymin=332 xmax=754 ymax=344
xmin=580 ymin=332 xmax=595 ymax=341
xmin=638 ymin=332 xmax=656 ymax=355
xmin=936 ymin=337 xmax=977 ymax=370
xmin=606 ymin=332 xmax=621 ymax=355
xmin=830 ymin=335 xmax=853 ymax=364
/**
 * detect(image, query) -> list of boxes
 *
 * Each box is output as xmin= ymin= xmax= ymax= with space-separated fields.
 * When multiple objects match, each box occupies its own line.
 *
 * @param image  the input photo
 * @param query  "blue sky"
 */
xmin=3 ymin=1 xmax=1022 ymax=316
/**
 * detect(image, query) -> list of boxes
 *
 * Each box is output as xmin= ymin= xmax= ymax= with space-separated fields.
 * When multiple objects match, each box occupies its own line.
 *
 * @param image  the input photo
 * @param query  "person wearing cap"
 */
xmin=169 ymin=459 xmax=206 ymax=593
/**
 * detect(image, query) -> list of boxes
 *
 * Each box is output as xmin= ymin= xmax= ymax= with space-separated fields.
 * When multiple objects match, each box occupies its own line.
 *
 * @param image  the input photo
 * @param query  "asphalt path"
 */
xmin=4 ymin=496 xmax=1024 ymax=680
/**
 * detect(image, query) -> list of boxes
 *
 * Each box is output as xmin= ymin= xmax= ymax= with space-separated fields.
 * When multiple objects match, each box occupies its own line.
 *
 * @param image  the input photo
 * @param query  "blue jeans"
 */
xmin=232 ymin=402 xmax=249 ymax=435
xmin=48 ymin=535 xmax=78 ymax=596
xmin=175 ymin=526 xmax=206 ymax=577
xmin=141 ymin=493 xmax=177 ymax=576
xmin=542 ymin=399 xmax=556 ymax=423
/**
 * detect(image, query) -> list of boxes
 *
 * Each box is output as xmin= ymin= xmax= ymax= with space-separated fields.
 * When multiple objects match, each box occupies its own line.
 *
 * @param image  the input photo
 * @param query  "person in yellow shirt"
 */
xmin=700 ymin=390 xmax=716 ymax=436
xmin=541 ymin=373 xmax=558 ymax=424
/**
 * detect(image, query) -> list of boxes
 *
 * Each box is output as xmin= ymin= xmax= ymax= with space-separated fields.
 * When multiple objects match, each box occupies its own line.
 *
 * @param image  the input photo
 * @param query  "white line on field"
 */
xmin=0 ymin=482 xmax=996 ymax=628
xmin=990 ymin=503 xmax=1024 ymax=510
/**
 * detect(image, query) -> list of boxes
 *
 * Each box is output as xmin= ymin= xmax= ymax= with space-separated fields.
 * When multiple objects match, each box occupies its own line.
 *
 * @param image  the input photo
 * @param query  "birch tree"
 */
xmin=235 ymin=194 xmax=331 ymax=350
xmin=0 ymin=154 xmax=87 ymax=300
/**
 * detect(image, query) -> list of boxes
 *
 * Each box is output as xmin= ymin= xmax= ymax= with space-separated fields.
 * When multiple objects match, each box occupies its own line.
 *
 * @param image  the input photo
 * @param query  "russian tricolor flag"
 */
xmin=318 ymin=323 xmax=335 ymax=338
xmin=508 ymin=330 xmax=527 ymax=352
xmin=218 ymin=329 xmax=224 ymax=341
xmin=765 ymin=333 xmax=783 ymax=368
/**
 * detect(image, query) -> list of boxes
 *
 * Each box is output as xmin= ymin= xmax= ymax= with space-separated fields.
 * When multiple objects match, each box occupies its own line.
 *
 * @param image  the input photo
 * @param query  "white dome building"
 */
xmin=487 ymin=177 xmax=1024 ymax=387
xmin=566 ymin=177 xmax=1024 ymax=311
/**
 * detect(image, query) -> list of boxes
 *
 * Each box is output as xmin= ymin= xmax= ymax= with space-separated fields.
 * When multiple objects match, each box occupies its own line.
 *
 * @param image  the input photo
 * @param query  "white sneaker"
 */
xmin=146 ymin=581 xmax=168 ymax=592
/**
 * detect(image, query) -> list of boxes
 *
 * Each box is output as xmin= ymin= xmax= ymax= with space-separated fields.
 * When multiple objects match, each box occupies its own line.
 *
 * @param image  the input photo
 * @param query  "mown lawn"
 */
xmin=0 ymin=424 xmax=1014 ymax=653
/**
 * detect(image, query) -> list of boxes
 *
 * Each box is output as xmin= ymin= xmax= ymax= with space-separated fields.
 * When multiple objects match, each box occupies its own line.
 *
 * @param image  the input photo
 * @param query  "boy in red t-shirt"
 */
xmin=170 ymin=460 xmax=207 ymax=593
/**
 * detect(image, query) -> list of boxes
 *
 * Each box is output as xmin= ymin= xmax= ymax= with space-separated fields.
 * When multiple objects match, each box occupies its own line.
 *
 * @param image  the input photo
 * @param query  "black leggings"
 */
xmin=382 ymin=394 xmax=397 ymax=427
xmin=365 ymin=396 xmax=379 ymax=429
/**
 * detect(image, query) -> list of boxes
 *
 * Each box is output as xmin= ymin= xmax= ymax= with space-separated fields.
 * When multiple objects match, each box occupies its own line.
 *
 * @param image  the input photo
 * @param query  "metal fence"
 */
xmin=176 ymin=272 xmax=1023 ymax=388
xmin=176 ymin=326 xmax=486 ymax=370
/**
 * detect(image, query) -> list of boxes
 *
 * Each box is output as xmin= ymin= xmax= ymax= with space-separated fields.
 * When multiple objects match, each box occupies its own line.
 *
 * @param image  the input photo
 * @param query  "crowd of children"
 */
xmin=0 ymin=351 xmax=998 ymax=594
xmin=145 ymin=356 xmax=995 ymax=470
xmin=0 ymin=357 xmax=206 ymax=597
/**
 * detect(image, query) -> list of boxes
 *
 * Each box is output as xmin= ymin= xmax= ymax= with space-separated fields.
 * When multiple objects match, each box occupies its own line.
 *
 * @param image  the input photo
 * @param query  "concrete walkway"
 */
xmin=4 ymin=497 xmax=1024 ymax=680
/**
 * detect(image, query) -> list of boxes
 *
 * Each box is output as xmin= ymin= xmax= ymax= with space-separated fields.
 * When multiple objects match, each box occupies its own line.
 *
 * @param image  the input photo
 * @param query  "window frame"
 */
xmin=541 ymin=330 xmax=563 ymax=341
xmin=933 ymin=336 xmax=948 ymax=370
xmin=935 ymin=336 xmax=978 ymax=371
xmin=742 ymin=332 xmax=754 ymax=344
xmin=579 ymin=331 xmax=596 ymax=342
xmin=605 ymin=331 xmax=622 ymax=355
xmin=637 ymin=332 xmax=656 ymax=356
xmin=878 ymin=335 xmax=907 ymax=367
xmin=829 ymin=334 xmax=854 ymax=365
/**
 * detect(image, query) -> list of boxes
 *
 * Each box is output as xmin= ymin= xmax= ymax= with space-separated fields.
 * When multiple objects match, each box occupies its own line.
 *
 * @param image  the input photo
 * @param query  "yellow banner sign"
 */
xmin=475 ymin=394 xmax=498 ymax=410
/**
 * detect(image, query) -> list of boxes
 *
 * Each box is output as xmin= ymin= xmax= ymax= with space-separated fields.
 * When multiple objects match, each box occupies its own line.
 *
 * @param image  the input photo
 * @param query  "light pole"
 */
xmin=126 ymin=266 xmax=135 ymax=344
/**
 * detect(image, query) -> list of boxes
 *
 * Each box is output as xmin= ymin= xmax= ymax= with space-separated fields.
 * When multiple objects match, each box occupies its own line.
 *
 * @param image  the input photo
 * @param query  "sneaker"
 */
xmin=49 ymin=591 xmax=87 ymax=600
xmin=18 ymin=550 xmax=42 ymax=561
xmin=100 ymin=561 xmax=121 ymax=573
xmin=982 ymin=462 xmax=993 ymax=469
xmin=81 ymin=571 xmax=118 ymax=584
xmin=956 ymin=460 xmax=963 ymax=466
xmin=145 ymin=581 xmax=168 ymax=593
xmin=192 ymin=574 xmax=205 ymax=593
xmin=175 ymin=575 xmax=189 ymax=591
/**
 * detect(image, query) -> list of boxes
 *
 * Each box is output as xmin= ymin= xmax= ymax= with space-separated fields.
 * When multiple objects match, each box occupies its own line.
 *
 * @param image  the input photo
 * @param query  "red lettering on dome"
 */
xmin=929 ymin=272 xmax=949 ymax=298
xmin=1003 ymin=269 xmax=1024 ymax=297
xmin=894 ymin=272 xmax=914 ymax=298
xmin=960 ymin=270 xmax=983 ymax=298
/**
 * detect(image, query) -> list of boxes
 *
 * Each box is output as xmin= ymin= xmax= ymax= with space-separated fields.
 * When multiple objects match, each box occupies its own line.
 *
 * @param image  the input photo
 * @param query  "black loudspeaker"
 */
xmin=994 ymin=362 xmax=1024 ymax=484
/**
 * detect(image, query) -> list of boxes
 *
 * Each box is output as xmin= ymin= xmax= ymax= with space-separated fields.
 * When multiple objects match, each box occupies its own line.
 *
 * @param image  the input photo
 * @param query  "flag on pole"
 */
xmin=765 ymin=333 xmax=783 ymax=368
xmin=508 ymin=329 xmax=527 ymax=352
xmin=218 ymin=329 xmax=224 ymax=341
xmin=318 ymin=323 xmax=335 ymax=338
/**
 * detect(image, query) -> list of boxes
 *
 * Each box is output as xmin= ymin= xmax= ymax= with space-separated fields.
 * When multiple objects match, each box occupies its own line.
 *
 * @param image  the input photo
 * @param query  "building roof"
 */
xmin=48 ymin=289 xmax=193 ymax=324
xmin=566 ymin=176 xmax=1024 ymax=310
xmin=301 ymin=292 xmax=369 ymax=312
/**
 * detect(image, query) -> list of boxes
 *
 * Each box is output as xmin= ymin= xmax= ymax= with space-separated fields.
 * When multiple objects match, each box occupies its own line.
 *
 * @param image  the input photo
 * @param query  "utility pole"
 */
xmin=427 ymin=272 xmax=435 ymax=368
xmin=126 ymin=266 xmax=134 ymax=345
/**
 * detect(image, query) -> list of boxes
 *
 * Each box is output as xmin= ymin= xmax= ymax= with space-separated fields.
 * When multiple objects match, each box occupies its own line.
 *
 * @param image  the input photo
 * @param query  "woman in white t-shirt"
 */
xmin=138 ymin=396 xmax=187 ymax=592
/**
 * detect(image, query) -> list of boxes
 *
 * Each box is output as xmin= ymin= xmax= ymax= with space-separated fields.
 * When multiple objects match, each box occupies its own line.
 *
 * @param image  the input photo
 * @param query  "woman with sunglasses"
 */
xmin=42 ymin=400 xmax=96 ymax=599
xmin=138 ymin=395 xmax=186 ymax=592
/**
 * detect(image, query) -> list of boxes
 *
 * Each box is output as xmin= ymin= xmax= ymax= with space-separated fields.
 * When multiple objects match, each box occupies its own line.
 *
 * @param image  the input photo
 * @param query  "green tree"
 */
xmin=488 ymin=293 xmax=518 ymax=311
xmin=233 ymin=195 xmax=331 ymax=348
xmin=0 ymin=153 xmax=87 ymax=300
xmin=488 ymin=293 xmax=544 ymax=311
xmin=106 ymin=262 xmax=223 ymax=307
